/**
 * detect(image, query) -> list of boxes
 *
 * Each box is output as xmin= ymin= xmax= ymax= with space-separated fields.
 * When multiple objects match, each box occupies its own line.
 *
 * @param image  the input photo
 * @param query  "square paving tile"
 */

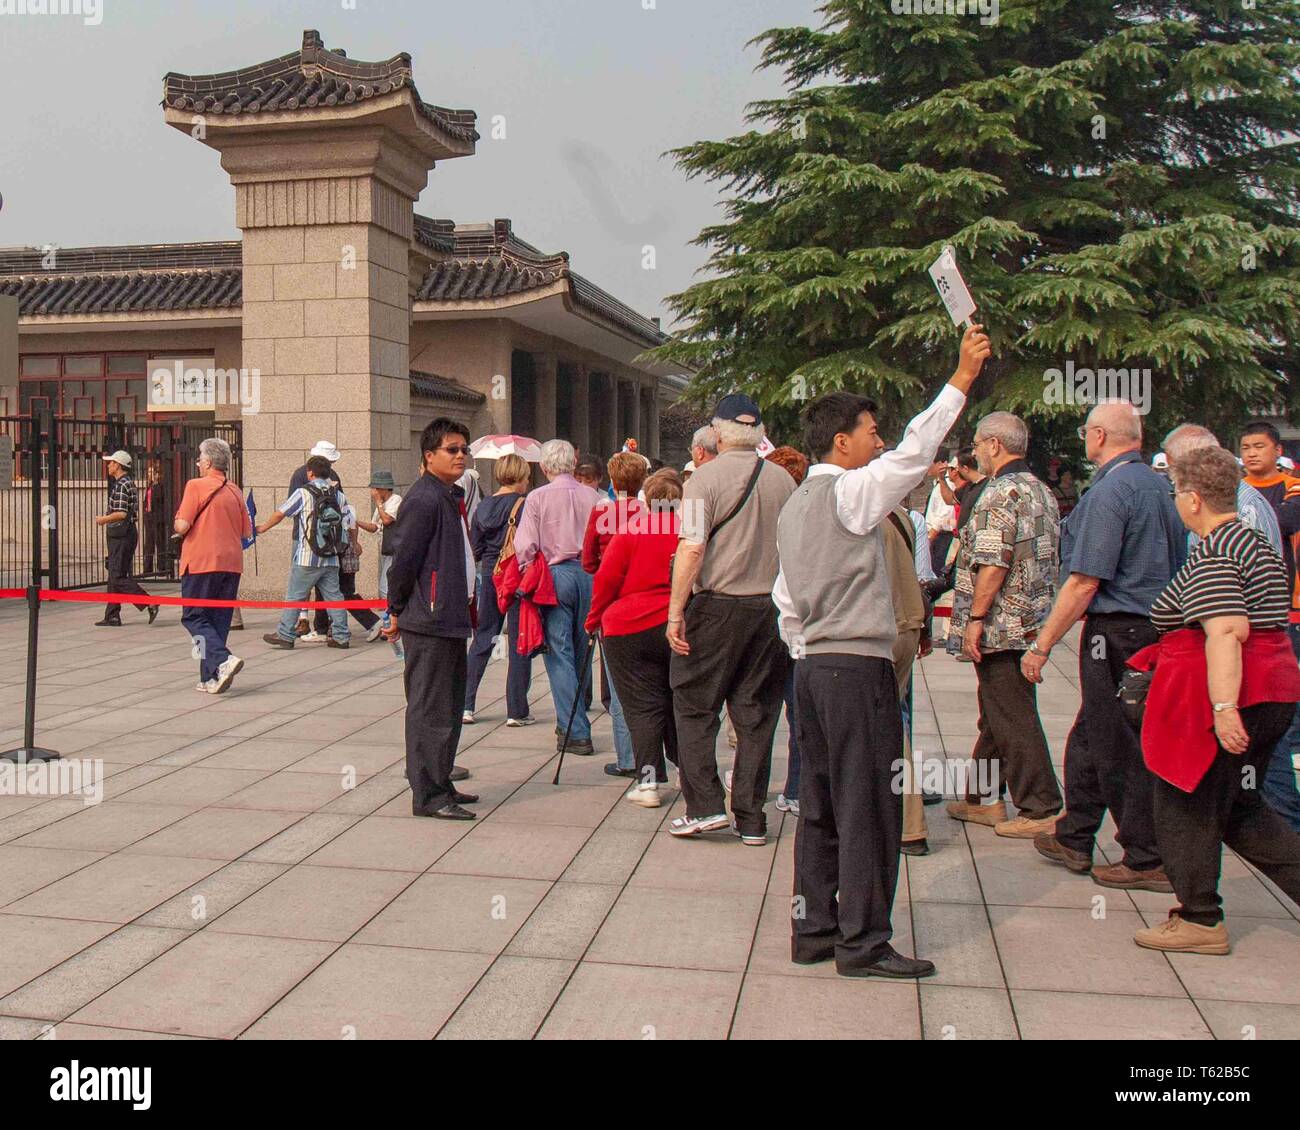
xmin=0 ymin=914 xmax=118 ymax=997
xmin=920 ymin=984 xmax=1019 ymax=1040
xmin=629 ymin=830 xmax=777 ymax=896
xmin=587 ymin=887 xmax=761 ymax=972
xmin=355 ymin=872 xmax=550 ymax=954
xmin=5 ymin=853 xmax=224 ymax=924
xmin=1012 ymin=988 xmax=1213 ymax=1040
xmin=437 ymin=956 xmax=575 ymax=1040
xmin=303 ymin=815 xmax=471 ymax=872
xmin=1162 ymin=917 xmax=1300 ymax=1005
xmin=538 ymin=963 xmax=740 ymax=1040
xmin=241 ymin=943 xmax=492 ymax=1039
xmin=13 ymin=802 xmax=195 ymax=853
xmin=0 ymin=845 xmax=106 ymax=909
xmin=119 ymin=808 xmax=301 ymax=861
xmin=220 ymin=771 xmax=352 ymax=813
xmin=70 ymin=931 xmax=335 ymax=1039
xmin=430 ymin=821 xmax=591 ymax=881
xmin=209 ymin=864 xmax=413 ymax=942
xmin=731 ymin=973 xmax=920 ymax=1039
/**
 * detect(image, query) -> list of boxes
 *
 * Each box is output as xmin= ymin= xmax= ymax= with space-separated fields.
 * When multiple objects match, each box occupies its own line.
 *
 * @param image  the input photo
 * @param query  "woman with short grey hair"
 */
xmin=539 ymin=438 xmax=577 ymax=478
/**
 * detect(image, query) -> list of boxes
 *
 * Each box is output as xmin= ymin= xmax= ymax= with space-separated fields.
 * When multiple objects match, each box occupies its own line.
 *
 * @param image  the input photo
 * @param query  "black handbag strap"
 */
xmin=184 ymin=479 xmax=237 ymax=535
xmin=708 ymin=457 xmax=765 ymax=544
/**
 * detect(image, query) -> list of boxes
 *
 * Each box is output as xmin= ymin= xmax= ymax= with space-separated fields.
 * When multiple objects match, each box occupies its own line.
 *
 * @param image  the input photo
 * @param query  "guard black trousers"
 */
xmin=403 ymin=632 xmax=467 ymax=813
xmin=792 ymin=653 xmax=903 ymax=970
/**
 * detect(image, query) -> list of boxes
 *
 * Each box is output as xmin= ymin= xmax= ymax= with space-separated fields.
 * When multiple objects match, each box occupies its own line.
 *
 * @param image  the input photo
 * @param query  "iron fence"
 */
xmin=0 ymin=411 xmax=242 ymax=591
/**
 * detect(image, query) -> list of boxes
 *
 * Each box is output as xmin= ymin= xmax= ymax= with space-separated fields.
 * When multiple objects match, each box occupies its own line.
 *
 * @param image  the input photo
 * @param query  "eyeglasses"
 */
xmin=1076 ymin=425 xmax=1103 ymax=441
xmin=439 ymin=445 xmax=471 ymax=456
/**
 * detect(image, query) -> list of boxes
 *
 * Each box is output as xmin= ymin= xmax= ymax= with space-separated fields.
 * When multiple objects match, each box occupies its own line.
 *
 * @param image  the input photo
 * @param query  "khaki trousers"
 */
xmin=893 ymin=627 xmax=927 ymax=844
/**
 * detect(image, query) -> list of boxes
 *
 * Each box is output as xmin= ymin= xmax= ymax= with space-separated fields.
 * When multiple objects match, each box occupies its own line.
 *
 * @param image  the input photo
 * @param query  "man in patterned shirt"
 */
xmin=95 ymin=450 xmax=156 ymax=627
xmin=946 ymin=413 xmax=1064 ymax=838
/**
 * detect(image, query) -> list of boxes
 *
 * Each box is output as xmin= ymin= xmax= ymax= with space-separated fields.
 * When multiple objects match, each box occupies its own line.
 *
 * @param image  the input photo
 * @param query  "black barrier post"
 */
xmin=2 ymin=409 xmax=60 ymax=763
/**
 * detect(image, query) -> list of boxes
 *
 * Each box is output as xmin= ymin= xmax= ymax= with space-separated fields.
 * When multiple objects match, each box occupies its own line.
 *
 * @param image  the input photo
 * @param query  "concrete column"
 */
xmin=571 ymin=362 xmax=590 ymax=457
xmin=599 ymin=372 xmax=618 ymax=458
xmin=534 ymin=352 xmax=558 ymax=441
xmin=628 ymin=375 xmax=643 ymax=448
xmin=645 ymin=380 xmax=661 ymax=458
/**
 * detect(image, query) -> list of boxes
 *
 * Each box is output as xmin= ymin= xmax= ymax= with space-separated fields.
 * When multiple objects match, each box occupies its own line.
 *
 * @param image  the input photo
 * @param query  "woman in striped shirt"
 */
xmin=1133 ymin=446 xmax=1300 ymax=955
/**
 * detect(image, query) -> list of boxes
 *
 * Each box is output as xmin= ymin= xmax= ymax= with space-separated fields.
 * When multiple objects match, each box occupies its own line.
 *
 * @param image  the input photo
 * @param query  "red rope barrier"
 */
xmin=0 ymin=589 xmax=385 ymax=610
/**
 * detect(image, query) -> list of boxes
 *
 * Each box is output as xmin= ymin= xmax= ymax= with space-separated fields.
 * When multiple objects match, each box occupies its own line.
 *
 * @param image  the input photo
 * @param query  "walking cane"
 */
xmin=552 ymin=633 xmax=597 ymax=785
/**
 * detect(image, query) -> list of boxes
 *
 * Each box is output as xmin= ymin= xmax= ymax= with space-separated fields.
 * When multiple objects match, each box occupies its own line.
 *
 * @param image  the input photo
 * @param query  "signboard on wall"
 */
xmin=148 ymin=358 xmax=218 ymax=411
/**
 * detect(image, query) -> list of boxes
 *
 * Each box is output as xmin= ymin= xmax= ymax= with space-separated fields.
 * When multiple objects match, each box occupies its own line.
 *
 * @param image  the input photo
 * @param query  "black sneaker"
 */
xmin=262 ymin=633 xmax=294 ymax=649
xmin=94 ymin=617 xmax=122 ymax=627
xmin=604 ymin=763 xmax=636 ymax=778
xmin=561 ymin=738 xmax=595 ymax=756
xmin=147 ymin=605 xmax=159 ymax=624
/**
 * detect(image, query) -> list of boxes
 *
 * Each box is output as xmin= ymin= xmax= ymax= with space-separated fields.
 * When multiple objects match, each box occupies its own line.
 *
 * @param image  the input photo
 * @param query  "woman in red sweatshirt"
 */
xmin=585 ymin=470 xmax=682 ymax=807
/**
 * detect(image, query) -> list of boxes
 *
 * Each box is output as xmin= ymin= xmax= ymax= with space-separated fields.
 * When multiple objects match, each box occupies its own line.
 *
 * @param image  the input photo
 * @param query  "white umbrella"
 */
xmin=469 ymin=434 xmax=543 ymax=462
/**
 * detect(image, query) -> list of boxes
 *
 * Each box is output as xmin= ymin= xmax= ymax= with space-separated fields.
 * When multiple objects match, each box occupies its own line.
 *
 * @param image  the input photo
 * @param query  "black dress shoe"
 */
xmin=559 ymin=738 xmax=595 ymax=756
xmin=262 ymin=633 xmax=294 ymax=649
xmin=839 ymin=947 xmax=936 ymax=980
xmin=604 ymin=763 xmax=636 ymax=778
xmin=450 ymin=766 xmax=470 ymax=782
xmin=94 ymin=617 xmax=122 ymax=627
xmin=147 ymin=606 xmax=159 ymax=624
xmin=792 ymin=945 xmax=837 ymax=966
xmin=900 ymin=838 xmax=930 ymax=857
xmin=921 ymin=789 xmax=944 ymax=807
xmin=452 ymin=791 xmax=479 ymax=805
xmin=430 ymin=803 xmax=476 ymax=821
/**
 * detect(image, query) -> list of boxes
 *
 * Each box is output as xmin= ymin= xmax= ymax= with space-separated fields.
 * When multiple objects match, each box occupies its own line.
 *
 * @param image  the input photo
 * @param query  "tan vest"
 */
xmin=883 ymin=507 xmax=927 ymax=633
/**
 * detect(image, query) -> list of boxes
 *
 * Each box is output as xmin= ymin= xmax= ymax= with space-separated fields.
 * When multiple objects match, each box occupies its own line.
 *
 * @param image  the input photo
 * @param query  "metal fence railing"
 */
xmin=0 ymin=411 xmax=242 ymax=591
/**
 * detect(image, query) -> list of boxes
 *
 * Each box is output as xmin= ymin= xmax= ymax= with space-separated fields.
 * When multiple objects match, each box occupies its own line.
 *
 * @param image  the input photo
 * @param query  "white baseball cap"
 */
xmin=310 ymin=441 xmax=341 ymax=462
xmin=1152 ymin=453 xmax=1168 ymax=469
xmin=102 ymin=450 xmax=132 ymax=468
xmin=1280 ymin=456 xmax=1295 ymax=471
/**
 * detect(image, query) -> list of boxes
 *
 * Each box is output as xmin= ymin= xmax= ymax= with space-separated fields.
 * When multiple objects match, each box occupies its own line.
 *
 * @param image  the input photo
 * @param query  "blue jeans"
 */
xmin=1262 ymin=625 xmax=1300 ymax=833
xmin=542 ymin=560 xmax=593 ymax=742
xmin=182 ymin=571 xmax=240 ymax=682
xmin=277 ymin=563 xmax=349 ymax=643
xmin=605 ymin=650 xmax=634 ymax=769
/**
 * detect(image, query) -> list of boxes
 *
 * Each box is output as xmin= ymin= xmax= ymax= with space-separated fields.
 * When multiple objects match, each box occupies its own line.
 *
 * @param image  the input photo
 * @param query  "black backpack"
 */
xmin=305 ymin=483 xmax=350 ymax=558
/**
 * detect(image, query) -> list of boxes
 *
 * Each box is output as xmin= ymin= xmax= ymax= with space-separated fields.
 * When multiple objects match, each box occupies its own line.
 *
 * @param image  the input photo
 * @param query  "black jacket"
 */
xmin=386 ymin=471 xmax=473 ymax=639
xmin=470 ymin=492 xmax=526 ymax=565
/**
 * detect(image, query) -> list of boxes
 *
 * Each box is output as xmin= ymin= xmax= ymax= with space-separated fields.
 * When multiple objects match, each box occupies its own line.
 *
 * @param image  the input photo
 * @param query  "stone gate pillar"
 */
xmin=163 ymin=29 xmax=476 ymax=596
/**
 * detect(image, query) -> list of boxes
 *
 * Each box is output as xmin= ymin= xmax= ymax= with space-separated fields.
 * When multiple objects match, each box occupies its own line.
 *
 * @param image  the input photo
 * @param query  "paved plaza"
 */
xmin=0 ymin=597 xmax=1297 ymax=1041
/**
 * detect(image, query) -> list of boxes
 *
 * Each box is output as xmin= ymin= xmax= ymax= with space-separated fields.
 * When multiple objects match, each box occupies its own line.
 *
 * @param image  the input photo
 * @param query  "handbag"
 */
xmin=1116 ymin=667 xmax=1153 ymax=729
xmin=492 ymin=496 xmax=527 ymax=581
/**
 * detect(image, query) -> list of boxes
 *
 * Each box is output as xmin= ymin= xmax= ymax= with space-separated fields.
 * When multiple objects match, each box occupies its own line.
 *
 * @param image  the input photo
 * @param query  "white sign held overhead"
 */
xmin=928 ymin=244 xmax=977 ymax=328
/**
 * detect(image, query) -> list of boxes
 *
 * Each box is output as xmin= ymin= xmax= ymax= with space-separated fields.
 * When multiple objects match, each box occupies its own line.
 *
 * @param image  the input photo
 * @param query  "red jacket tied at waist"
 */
xmin=495 ymin=554 xmax=556 ymax=657
xmin=1128 ymin=626 xmax=1300 ymax=793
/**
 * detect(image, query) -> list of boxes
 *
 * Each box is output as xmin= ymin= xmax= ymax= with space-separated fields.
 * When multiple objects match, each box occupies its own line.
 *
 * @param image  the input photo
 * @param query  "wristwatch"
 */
xmin=1212 ymin=702 xmax=1239 ymax=713
xmin=1028 ymin=641 xmax=1049 ymax=658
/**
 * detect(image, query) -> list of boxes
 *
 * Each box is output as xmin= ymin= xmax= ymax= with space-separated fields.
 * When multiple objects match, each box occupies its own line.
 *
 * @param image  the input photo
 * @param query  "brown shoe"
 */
xmin=1034 ymin=833 xmax=1092 ymax=873
xmin=1135 ymin=913 xmax=1229 ymax=955
xmin=946 ymin=800 xmax=1007 ymax=827
xmin=1091 ymin=861 xmax=1174 ymax=893
xmin=995 ymin=813 xmax=1060 ymax=839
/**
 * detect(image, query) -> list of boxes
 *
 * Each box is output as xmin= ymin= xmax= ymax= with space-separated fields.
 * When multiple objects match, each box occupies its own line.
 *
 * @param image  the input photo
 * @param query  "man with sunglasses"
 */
xmin=383 ymin=419 xmax=481 ymax=820
xmin=1023 ymin=400 xmax=1185 ymax=892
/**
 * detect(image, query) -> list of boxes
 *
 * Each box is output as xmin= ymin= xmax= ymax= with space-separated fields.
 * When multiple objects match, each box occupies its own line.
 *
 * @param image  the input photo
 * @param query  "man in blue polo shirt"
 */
xmin=1022 ymin=400 xmax=1185 ymax=892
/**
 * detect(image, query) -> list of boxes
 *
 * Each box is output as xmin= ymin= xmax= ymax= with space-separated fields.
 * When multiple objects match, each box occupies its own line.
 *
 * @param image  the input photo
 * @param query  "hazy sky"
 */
xmin=0 ymin=0 xmax=822 ymax=330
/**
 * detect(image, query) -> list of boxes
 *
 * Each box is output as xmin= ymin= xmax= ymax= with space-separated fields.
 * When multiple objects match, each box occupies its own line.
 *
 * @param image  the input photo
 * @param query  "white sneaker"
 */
xmin=211 ymin=655 xmax=245 ymax=695
xmin=625 ymin=783 xmax=661 ymax=808
xmin=462 ymin=711 xmax=475 ymax=725
xmin=505 ymin=716 xmax=535 ymax=727
xmin=776 ymin=794 xmax=800 ymax=817
xmin=301 ymin=631 xmax=325 ymax=643
xmin=668 ymin=812 xmax=730 ymax=837
xmin=366 ymin=622 xmax=384 ymax=643
xmin=195 ymin=679 xmax=216 ymax=693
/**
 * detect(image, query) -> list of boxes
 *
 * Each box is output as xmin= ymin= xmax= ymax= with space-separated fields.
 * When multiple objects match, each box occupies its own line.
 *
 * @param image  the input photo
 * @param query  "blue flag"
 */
xmin=242 ymin=489 xmax=257 ymax=549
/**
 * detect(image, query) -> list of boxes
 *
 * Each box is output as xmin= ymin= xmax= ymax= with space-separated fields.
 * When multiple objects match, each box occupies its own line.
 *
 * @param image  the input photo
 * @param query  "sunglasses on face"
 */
xmin=439 ymin=445 xmax=471 ymax=456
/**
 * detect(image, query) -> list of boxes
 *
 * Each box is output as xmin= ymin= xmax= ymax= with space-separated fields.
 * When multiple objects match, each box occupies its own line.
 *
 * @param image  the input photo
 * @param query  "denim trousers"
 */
xmin=542 ymin=561 xmax=593 ymax=742
xmin=277 ymin=563 xmax=349 ymax=642
xmin=1261 ymin=624 xmax=1300 ymax=833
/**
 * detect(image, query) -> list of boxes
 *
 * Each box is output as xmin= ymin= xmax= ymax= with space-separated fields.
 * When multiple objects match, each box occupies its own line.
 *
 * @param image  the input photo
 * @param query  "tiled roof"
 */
xmin=163 ymin=30 xmax=478 ymax=144
xmin=414 ymin=218 xmax=667 ymax=347
xmin=409 ymin=370 xmax=486 ymax=406
xmin=0 ymin=267 xmax=241 ymax=317
xmin=0 ymin=242 xmax=241 ymax=275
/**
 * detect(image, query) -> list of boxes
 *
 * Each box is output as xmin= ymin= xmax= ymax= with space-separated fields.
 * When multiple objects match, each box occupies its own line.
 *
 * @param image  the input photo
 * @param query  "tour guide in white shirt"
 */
xmin=773 ymin=324 xmax=990 ymax=980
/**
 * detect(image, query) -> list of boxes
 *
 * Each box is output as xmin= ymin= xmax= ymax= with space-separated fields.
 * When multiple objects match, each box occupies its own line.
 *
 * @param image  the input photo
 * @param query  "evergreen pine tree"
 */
xmin=650 ymin=0 xmax=1300 ymax=453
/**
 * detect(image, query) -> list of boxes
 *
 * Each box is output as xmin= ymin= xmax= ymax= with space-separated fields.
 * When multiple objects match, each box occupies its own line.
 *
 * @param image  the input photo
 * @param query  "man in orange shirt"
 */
xmin=1239 ymin=420 xmax=1300 ymax=832
xmin=173 ymin=437 xmax=253 ymax=695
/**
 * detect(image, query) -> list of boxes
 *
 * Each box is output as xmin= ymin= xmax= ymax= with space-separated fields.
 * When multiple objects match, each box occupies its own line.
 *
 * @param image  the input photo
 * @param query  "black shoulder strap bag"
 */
xmin=671 ymin=456 xmax=767 ymax=599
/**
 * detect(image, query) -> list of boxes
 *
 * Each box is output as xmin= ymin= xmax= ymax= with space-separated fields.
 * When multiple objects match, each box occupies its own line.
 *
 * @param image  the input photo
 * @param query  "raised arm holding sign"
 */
xmin=929 ymin=244 xmax=978 ymax=329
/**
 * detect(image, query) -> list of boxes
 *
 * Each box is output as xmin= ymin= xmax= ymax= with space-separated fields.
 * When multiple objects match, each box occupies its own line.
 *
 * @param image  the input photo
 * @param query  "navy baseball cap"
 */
xmin=714 ymin=393 xmax=762 ymax=426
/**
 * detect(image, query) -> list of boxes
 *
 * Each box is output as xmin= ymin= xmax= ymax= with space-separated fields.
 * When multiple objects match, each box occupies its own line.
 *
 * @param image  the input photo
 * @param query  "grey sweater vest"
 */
xmin=776 ymin=473 xmax=897 ymax=660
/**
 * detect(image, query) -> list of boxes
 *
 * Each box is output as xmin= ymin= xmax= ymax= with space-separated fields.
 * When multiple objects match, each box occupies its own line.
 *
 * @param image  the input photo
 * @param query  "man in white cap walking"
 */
xmin=288 ymin=441 xmax=343 ymax=639
xmin=95 ymin=450 xmax=157 ymax=627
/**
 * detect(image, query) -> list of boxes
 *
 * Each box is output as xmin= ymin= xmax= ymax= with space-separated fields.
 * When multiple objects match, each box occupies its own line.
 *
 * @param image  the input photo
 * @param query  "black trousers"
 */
xmin=339 ymin=569 xmax=380 ymax=631
xmin=669 ymin=593 xmax=788 ymax=836
xmin=792 ymin=654 xmax=903 ymax=969
xmin=968 ymin=649 xmax=1063 ymax=818
xmin=603 ymin=624 xmax=678 ymax=784
xmin=1155 ymin=701 xmax=1300 ymax=926
xmin=104 ymin=529 xmax=149 ymax=618
xmin=1056 ymin=613 xmax=1162 ymax=870
xmin=402 ymin=632 xmax=467 ymax=813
